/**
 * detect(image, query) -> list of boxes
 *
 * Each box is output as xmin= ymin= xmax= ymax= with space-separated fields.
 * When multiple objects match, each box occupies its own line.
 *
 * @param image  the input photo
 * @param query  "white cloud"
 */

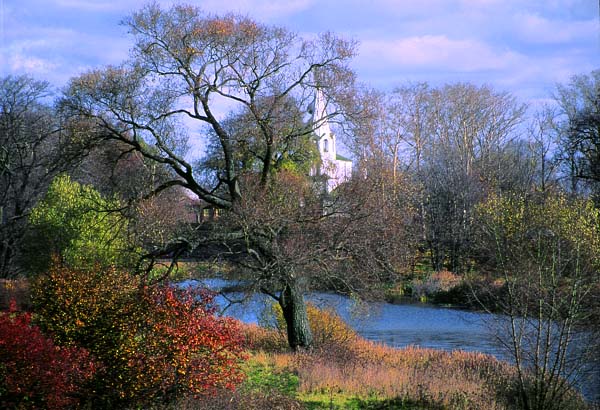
xmin=359 ymin=35 xmax=524 ymax=72
xmin=512 ymin=12 xmax=597 ymax=45
xmin=8 ymin=53 xmax=58 ymax=73
xmin=192 ymin=0 xmax=315 ymax=20
xmin=53 ymin=0 xmax=126 ymax=12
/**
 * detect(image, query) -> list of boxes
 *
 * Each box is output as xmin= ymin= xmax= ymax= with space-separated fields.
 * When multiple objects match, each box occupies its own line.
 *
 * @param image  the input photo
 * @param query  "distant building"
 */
xmin=309 ymin=88 xmax=352 ymax=192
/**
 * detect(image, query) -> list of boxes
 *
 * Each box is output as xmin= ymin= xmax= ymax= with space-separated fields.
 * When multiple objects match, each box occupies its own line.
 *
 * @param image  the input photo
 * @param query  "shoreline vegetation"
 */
xmin=158 ymin=305 xmax=589 ymax=410
xmin=139 ymin=260 xmax=507 ymax=312
xmin=1 ymin=277 xmax=591 ymax=410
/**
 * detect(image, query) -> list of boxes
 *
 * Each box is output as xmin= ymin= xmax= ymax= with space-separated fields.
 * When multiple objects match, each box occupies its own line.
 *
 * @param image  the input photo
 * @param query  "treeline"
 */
xmin=2 ymin=72 xmax=599 ymax=281
xmin=349 ymin=75 xmax=600 ymax=275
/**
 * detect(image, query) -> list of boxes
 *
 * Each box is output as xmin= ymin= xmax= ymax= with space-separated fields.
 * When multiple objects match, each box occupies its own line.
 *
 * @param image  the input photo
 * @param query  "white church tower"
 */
xmin=309 ymin=88 xmax=352 ymax=192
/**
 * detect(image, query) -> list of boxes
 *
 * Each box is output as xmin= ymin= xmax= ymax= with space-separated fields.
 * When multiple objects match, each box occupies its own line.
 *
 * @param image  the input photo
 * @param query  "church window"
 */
xmin=323 ymin=138 xmax=329 ymax=152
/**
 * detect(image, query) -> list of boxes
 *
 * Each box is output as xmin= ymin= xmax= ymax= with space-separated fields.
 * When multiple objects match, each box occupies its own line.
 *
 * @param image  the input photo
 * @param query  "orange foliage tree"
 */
xmin=31 ymin=265 xmax=247 ymax=407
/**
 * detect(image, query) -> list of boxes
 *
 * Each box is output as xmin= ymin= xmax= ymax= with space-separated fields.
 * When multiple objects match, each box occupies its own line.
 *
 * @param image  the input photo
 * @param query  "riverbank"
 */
xmin=382 ymin=270 xmax=507 ymax=312
xmin=163 ymin=321 xmax=588 ymax=410
xmin=2 ymin=276 xmax=595 ymax=409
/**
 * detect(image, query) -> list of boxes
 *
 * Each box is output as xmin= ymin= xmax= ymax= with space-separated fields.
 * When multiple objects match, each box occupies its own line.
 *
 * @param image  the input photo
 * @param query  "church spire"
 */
xmin=310 ymin=88 xmax=332 ymax=139
xmin=308 ymin=87 xmax=352 ymax=192
xmin=310 ymin=88 xmax=335 ymax=161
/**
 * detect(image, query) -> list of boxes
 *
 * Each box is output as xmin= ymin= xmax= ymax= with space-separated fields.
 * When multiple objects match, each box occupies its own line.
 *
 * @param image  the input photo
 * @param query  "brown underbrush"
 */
xmin=247 ymin=329 xmax=517 ymax=409
xmin=238 ymin=305 xmax=528 ymax=410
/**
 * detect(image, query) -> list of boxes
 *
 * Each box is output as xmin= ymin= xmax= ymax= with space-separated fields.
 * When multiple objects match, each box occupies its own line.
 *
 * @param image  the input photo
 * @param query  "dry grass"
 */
xmin=242 ymin=321 xmax=518 ymax=410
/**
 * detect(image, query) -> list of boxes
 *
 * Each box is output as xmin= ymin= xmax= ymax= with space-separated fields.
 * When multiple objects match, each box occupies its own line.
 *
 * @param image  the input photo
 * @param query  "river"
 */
xmin=182 ymin=279 xmax=599 ymax=402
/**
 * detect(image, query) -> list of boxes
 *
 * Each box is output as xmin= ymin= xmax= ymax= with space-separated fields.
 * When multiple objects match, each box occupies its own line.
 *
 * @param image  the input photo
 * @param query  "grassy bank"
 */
xmin=163 ymin=320 xmax=524 ymax=409
xmin=237 ymin=323 xmax=519 ymax=410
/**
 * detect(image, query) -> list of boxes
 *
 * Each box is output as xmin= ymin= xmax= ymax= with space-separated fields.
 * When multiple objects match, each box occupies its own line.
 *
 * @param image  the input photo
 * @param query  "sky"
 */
xmin=1 ymin=0 xmax=599 ymax=108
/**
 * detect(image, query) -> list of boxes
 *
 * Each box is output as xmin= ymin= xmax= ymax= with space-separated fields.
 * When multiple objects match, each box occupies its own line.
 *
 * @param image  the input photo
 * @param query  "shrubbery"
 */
xmin=259 ymin=302 xmax=358 ymax=352
xmin=0 ymin=301 xmax=97 ymax=409
xmin=23 ymin=175 xmax=136 ymax=275
xmin=31 ymin=264 xmax=247 ymax=407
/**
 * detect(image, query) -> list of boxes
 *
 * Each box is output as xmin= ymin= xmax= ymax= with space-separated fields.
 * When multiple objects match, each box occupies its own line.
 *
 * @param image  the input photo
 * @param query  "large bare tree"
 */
xmin=61 ymin=3 xmax=414 ymax=349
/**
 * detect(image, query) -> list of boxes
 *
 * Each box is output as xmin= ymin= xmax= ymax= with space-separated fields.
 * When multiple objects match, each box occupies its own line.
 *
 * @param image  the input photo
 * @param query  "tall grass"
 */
xmin=240 ymin=307 xmax=588 ymax=410
xmin=248 ymin=335 xmax=515 ymax=410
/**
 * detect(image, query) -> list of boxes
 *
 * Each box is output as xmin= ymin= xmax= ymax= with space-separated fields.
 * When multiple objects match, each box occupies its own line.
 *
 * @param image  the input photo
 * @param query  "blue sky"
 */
xmin=1 ymin=0 xmax=599 ymax=106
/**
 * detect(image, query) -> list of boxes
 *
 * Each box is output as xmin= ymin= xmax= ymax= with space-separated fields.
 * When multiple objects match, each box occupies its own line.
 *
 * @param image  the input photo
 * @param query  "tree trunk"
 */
xmin=279 ymin=281 xmax=313 ymax=350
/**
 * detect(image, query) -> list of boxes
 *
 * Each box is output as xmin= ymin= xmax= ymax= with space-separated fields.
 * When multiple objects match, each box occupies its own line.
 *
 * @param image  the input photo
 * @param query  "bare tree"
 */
xmin=476 ymin=192 xmax=598 ymax=410
xmin=60 ymin=3 xmax=412 ymax=350
xmin=553 ymin=70 xmax=600 ymax=200
xmin=381 ymin=83 xmax=528 ymax=272
xmin=528 ymin=107 xmax=561 ymax=193
xmin=0 ymin=75 xmax=87 ymax=277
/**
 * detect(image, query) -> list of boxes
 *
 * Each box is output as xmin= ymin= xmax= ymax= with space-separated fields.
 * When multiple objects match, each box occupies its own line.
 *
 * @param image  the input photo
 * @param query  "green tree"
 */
xmin=23 ymin=174 xmax=133 ymax=274
xmin=476 ymin=193 xmax=598 ymax=410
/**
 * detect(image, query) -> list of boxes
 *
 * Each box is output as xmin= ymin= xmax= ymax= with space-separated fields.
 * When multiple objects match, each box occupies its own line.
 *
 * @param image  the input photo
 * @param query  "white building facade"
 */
xmin=309 ymin=89 xmax=352 ymax=192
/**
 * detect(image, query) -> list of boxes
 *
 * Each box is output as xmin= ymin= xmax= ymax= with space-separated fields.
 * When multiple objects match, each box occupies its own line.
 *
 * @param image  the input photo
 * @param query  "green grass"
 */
xmin=241 ymin=360 xmax=299 ymax=397
xmin=301 ymin=393 xmax=431 ymax=409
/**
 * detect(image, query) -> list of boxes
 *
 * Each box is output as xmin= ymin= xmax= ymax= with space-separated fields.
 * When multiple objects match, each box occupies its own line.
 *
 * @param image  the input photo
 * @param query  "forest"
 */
xmin=1 ymin=3 xmax=599 ymax=410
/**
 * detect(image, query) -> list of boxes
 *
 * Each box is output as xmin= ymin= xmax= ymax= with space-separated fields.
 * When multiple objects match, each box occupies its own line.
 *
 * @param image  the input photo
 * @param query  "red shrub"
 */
xmin=0 ymin=301 xmax=97 ymax=409
xmin=120 ymin=285 xmax=248 ymax=402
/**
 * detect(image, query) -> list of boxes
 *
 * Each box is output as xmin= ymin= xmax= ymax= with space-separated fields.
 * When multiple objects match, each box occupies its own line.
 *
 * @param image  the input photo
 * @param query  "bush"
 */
xmin=267 ymin=302 xmax=357 ymax=350
xmin=241 ymin=323 xmax=288 ymax=352
xmin=121 ymin=284 xmax=248 ymax=401
xmin=31 ymin=265 xmax=247 ymax=407
xmin=0 ymin=301 xmax=97 ymax=409
xmin=23 ymin=174 xmax=135 ymax=275
xmin=412 ymin=270 xmax=462 ymax=300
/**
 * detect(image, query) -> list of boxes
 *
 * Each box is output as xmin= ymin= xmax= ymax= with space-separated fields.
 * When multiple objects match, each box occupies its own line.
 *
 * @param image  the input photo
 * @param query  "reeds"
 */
xmin=242 ymin=320 xmax=517 ymax=409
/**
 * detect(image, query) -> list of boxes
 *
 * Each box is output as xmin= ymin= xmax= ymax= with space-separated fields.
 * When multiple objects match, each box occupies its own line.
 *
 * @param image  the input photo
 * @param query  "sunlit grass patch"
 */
xmin=301 ymin=392 xmax=430 ymax=409
xmin=241 ymin=319 xmax=517 ymax=409
xmin=242 ymin=356 xmax=299 ymax=397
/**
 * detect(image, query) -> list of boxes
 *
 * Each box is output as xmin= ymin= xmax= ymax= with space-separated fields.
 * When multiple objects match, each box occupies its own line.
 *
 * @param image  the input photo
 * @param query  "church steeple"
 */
xmin=310 ymin=88 xmax=335 ymax=162
xmin=308 ymin=87 xmax=352 ymax=193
